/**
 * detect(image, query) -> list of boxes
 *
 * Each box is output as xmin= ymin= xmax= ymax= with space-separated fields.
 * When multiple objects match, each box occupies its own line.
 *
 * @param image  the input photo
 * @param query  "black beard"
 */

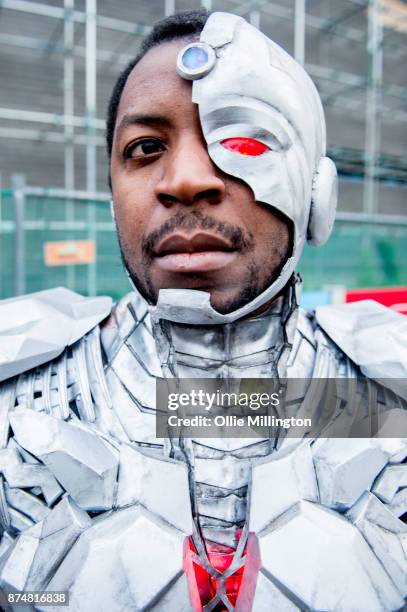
xmin=116 ymin=209 xmax=289 ymax=315
xmin=141 ymin=210 xmax=254 ymax=258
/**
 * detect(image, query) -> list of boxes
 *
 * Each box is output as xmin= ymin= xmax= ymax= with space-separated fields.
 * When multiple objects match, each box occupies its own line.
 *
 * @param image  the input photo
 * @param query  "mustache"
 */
xmin=142 ymin=211 xmax=254 ymax=258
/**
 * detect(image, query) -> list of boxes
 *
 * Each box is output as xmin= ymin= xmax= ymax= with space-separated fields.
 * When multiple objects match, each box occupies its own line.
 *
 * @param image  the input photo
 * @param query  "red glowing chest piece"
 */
xmin=220 ymin=137 xmax=270 ymax=156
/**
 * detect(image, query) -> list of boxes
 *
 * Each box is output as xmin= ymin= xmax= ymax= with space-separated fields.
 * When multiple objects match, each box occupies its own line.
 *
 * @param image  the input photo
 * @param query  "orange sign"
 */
xmin=44 ymin=240 xmax=96 ymax=266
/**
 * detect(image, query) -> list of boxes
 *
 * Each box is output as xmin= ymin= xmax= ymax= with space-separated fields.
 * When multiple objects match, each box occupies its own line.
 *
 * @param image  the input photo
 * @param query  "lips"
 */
xmin=153 ymin=232 xmax=237 ymax=273
xmin=154 ymin=232 xmax=234 ymax=257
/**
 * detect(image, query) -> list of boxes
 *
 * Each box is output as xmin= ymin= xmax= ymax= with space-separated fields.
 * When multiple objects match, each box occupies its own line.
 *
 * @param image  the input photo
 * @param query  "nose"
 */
xmin=154 ymin=135 xmax=226 ymax=207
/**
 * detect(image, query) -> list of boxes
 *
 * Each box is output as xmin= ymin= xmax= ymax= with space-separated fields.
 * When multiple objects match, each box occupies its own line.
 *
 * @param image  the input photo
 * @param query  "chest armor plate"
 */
xmin=0 ymin=292 xmax=406 ymax=611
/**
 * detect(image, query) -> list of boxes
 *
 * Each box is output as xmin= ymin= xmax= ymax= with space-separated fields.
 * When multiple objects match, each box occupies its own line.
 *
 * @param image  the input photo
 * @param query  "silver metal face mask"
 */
xmin=152 ymin=11 xmax=338 ymax=325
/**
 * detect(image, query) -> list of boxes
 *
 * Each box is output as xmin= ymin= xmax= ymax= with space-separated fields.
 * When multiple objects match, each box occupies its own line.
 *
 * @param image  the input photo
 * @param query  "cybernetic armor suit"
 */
xmin=0 ymin=12 xmax=406 ymax=612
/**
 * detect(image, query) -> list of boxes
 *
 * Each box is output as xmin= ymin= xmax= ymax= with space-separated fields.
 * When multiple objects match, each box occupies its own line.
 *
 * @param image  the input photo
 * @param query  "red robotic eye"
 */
xmin=220 ymin=137 xmax=270 ymax=156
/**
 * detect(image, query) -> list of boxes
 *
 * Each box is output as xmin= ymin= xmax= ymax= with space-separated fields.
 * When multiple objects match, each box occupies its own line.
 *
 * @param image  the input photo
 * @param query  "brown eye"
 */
xmin=125 ymin=138 xmax=165 ymax=159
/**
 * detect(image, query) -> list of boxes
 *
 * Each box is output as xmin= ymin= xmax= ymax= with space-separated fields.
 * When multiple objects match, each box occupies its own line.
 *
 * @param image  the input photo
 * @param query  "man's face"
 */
xmin=110 ymin=39 xmax=290 ymax=315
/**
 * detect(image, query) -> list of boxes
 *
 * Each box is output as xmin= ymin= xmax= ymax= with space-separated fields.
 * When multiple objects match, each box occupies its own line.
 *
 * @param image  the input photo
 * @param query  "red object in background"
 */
xmin=345 ymin=286 xmax=407 ymax=316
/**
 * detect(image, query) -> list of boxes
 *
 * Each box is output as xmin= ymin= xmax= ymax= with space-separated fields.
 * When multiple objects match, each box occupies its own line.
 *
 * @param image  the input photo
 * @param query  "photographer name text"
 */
xmin=167 ymin=414 xmax=312 ymax=428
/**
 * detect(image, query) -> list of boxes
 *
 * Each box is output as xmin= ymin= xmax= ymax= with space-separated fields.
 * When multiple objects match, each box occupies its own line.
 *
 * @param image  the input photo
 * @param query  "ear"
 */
xmin=307 ymin=156 xmax=338 ymax=246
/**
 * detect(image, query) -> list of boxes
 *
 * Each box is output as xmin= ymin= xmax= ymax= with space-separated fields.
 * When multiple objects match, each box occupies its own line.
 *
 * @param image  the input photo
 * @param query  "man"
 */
xmin=0 ymin=9 xmax=406 ymax=612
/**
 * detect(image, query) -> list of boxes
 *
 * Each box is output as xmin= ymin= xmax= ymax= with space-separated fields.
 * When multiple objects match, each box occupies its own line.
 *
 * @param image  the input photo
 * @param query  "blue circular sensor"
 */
xmin=177 ymin=42 xmax=216 ymax=80
xmin=182 ymin=46 xmax=209 ymax=70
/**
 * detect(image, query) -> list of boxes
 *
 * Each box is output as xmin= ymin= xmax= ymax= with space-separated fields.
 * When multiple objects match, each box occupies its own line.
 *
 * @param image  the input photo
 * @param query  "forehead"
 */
xmin=117 ymin=40 xmax=193 ymax=121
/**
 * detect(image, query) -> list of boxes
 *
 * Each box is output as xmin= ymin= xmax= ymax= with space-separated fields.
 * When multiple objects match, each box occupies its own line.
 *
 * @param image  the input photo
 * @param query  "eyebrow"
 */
xmin=116 ymin=113 xmax=172 ymax=139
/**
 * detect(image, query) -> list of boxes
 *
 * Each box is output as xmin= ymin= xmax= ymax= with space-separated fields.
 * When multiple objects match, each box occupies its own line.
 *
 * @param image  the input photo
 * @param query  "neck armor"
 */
xmin=147 ymin=11 xmax=337 ymax=325
xmin=152 ymin=275 xmax=301 ymax=381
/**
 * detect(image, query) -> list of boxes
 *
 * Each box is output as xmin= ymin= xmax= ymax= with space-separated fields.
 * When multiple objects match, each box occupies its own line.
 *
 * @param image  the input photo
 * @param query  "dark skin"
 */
xmin=110 ymin=39 xmax=291 ymax=315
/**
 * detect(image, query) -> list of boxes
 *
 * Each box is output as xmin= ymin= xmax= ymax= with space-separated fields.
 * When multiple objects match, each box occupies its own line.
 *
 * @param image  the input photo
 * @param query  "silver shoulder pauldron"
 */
xmin=316 ymin=299 xmax=407 ymax=399
xmin=0 ymin=288 xmax=112 ymax=383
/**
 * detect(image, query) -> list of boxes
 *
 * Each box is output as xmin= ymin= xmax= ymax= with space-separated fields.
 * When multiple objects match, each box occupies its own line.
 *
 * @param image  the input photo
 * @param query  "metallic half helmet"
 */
xmin=152 ymin=12 xmax=338 ymax=325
